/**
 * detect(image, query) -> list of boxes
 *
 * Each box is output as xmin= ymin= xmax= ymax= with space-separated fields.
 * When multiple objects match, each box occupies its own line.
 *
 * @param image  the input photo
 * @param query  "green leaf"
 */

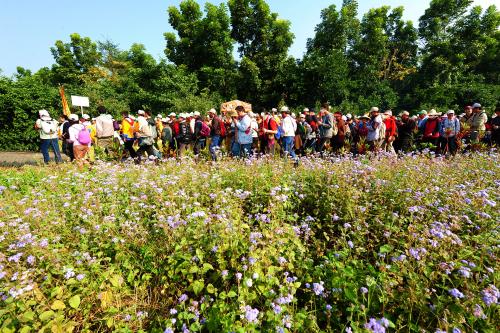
xmin=39 ymin=310 xmax=54 ymax=321
xmin=68 ymin=295 xmax=81 ymax=309
xmin=110 ymin=275 xmax=122 ymax=287
xmin=202 ymin=263 xmax=214 ymax=273
xmin=379 ymin=244 xmax=393 ymax=254
xmin=20 ymin=311 xmax=35 ymax=322
xmin=50 ymin=300 xmax=66 ymax=310
xmin=192 ymin=280 xmax=204 ymax=296
xmin=206 ymin=284 xmax=216 ymax=294
xmin=227 ymin=290 xmax=237 ymax=298
xmin=19 ymin=327 xmax=31 ymax=333
xmin=189 ymin=265 xmax=199 ymax=274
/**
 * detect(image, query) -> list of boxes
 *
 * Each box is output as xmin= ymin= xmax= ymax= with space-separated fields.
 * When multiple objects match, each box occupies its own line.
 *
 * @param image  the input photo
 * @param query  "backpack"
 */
xmin=41 ymin=119 xmax=58 ymax=135
xmin=77 ymin=125 xmax=91 ymax=145
xmin=200 ymin=121 xmax=211 ymax=137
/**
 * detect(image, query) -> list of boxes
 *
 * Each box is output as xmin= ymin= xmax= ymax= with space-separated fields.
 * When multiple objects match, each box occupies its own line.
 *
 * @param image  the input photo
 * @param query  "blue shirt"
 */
xmin=440 ymin=117 xmax=460 ymax=137
xmin=236 ymin=115 xmax=253 ymax=144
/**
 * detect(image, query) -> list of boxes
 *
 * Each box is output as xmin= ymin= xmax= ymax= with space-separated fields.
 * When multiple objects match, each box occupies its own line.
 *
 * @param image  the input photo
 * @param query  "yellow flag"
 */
xmin=59 ymin=85 xmax=71 ymax=116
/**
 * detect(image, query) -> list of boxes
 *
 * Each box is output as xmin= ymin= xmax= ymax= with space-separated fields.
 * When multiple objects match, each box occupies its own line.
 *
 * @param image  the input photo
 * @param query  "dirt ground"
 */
xmin=0 ymin=151 xmax=70 ymax=167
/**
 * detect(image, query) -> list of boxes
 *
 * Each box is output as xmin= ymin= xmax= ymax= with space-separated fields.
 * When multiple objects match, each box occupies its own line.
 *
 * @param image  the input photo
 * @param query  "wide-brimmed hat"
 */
xmin=428 ymin=109 xmax=441 ymax=117
xmin=447 ymin=110 xmax=455 ymax=115
xmin=370 ymin=107 xmax=379 ymax=113
xmin=82 ymin=114 xmax=90 ymax=120
xmin=68 ymin=114 xmax=79 ymax=121
xmin=472 ymin=103 xmax=482 ymax=109
xmin=138 ymin=110 xmax=146 ymax=115
xmin=359 ymin=114 xmax=370 ymax=120
xmin=400 ymin=111 xmax=410 ymax=116
xmin=168 ymin=112 xmax=176 ymax=117
xmin=208 ymin=108 xmax=217 ymax=114
xmin=384 ymin=110 xmax=393 ymax=116
xmin=280 ymin=106 xmax=290 ymax=113
xmin=418 ymin=110 xmax=427 ymax=115
xmin=193 ymin=111 xmax=201 ymax=117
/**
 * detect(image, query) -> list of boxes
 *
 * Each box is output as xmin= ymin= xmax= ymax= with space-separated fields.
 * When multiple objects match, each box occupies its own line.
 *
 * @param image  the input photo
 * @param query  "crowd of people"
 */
xmin=34 ymin=102 xmax=500 ymax=166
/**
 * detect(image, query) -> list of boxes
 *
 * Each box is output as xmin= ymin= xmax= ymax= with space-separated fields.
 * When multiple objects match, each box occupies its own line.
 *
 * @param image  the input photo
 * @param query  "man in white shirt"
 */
xmin=34 ymin=109 xmax=62 ymax=164
xmin=280 ymin=106 xmax=297 ymax=160
xmin=135 ymin=110 xmax=155 ymax=161
xmin=367 ymin=107 xmax=382 ymax=151
xmin=95 ymin=105 xmax=115 ymax=152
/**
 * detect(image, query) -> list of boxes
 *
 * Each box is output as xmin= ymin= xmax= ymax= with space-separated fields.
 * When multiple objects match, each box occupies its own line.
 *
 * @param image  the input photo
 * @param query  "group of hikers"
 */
xmin=34 ymin=102 xmax=500 ymax=166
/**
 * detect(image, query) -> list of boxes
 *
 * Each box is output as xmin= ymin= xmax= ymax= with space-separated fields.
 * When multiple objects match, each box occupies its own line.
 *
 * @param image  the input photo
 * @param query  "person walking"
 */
xmin=176 ymin=114 xmax=193 ymax=157
xmin=208 ymin=108 xmax=224 ymax=161
xmin=68 ymin=114 xmax=92 ymax=168
xmin=367 ymin=107 xmax=383 ymax=152
xmin=469 ymin=103 xmax=488 ymax=142
xmin=34 ymin=109 xmax=62 ymax=164
xmin=382 ymin=110 xmax=397 ymax=154
xmin=439 ymin=110 xmax=460 ymax=155
xmin=317 ymin=103 xmax=335 ymax=154
xmin=280 ymin=106 xmax=297 ymax=160
xmin=233 ymin=106 xmax=253 ymax=157
xmin=120 ymin=112 xmax=137 ymax=159
xmin=95 ymin=106 xmax=115 ymax=153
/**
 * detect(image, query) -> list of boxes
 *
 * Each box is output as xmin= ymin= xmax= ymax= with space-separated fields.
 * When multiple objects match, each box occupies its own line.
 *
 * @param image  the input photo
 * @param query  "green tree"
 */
xmin=228 ymin=0 xmax=294 ymax=106
xmin=165 ymin=0 xmax=236 ymax=98
xmin=50 ymin=33 xmax=101 ymax=85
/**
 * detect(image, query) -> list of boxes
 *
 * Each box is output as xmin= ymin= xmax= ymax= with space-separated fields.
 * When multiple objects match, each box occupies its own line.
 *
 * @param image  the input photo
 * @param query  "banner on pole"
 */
xmin=59 ymin=86 xmax=71 ymax=116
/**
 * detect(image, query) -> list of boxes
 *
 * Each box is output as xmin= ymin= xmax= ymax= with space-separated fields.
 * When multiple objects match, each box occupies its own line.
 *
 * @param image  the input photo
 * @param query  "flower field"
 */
xmin=0 ymin=153 xmax=498 ymax=333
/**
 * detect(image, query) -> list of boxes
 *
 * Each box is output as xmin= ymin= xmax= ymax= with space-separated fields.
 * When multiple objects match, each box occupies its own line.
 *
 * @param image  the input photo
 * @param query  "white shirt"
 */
xmin=282 ymin=115 xmax=296 ymax=137
xmin=367 ymin=115 xmax=382 ymax=141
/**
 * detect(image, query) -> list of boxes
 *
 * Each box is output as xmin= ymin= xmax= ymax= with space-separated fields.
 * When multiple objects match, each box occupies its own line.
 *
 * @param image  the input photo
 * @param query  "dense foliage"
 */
xmin=0 ymin=153 xmax=498 ymax=332
xmin=0 ymin=0 xmax=499 ymax=151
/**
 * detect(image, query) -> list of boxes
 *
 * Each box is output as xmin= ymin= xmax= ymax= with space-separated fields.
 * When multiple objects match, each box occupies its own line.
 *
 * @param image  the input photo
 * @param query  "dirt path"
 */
xmin=0 ymin=151 xmax=70 ymax=166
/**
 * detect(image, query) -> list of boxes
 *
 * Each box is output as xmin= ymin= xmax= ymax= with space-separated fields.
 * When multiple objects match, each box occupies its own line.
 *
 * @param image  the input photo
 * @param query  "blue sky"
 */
xmin=0 ymin=0 xmax=497 ymax=76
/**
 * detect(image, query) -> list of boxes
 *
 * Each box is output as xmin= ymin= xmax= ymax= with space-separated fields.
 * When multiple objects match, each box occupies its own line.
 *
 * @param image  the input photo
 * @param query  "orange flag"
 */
xmin=59 ymin=85 xmax=71 ymax=116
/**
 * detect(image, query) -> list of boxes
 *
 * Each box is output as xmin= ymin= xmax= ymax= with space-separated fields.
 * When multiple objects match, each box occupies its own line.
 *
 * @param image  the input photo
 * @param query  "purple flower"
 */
xmin=360 ymin=287 xmax=368 ymax=294
xmin=313 ymin=282 xmax=324 ymax=296
xmin=364 ymin=318 xmax=389 ymax=333
xmin=76 ymin=274 xmax=85 ymax=281
xmin=452 ymin=328 xmax=461 ymax=333
xmin=236 ymin=272 xmax=242 ymax=281
xmin=325 ymin=304 xmax=332 ymax=311
xmin=245 ymin=279 xmax=253 ymax=287
xmin=164 ymin=328 xmax=174 ymax=333
xmin=271 ymin=303 xmax=282 ymax=314
xmin=481 ymin=285 xmax=499 ymax=306
xmin=448 ymin=288 xmax=465 ymax=299
xmin=26 ymin=255 xmax=35 ymax=265
xmin=221 ymin=270 xmax=228 ymax=277
xmin=347 ymin=241 xmax=354 ymax=249
xmin=170 ymin=308 xmax=178 ymax=315
xmin=244 ymin=306 xmax=259 ymax=323
xmin=458 ymin=266 xmax=471 ymax=278
xmin=178 ymin=294 xmax=188 ymax=303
